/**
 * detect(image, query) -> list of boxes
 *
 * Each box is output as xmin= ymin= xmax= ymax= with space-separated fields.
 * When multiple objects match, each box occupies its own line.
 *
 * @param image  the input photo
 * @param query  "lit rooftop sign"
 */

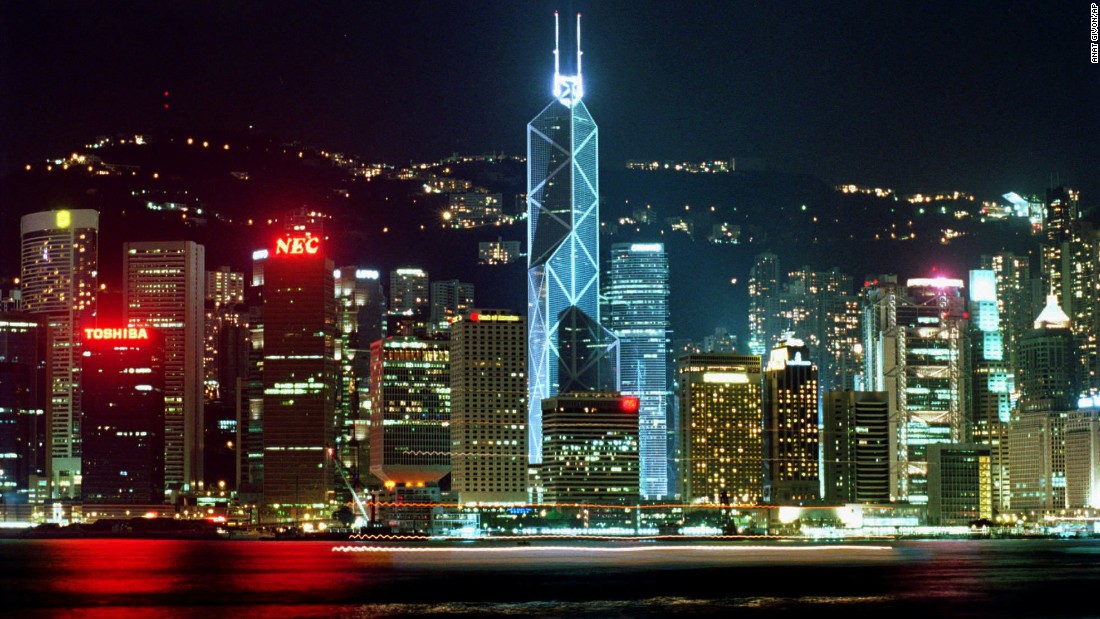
xmin=620 ymin=396 xmax=640 ymax=413
xmin=274 ymin=236 xmax=320 ymax=256
xmin=907 ymin=277 xmax=964 ymax=289
xmin=83 ymin=327 xmax=150 ymax=341
xmin=702 ymin=372 xmax=750 ymax=384
xmin=629 ymin=243 xmax=663 ymax=252
xmin=469 ymin=312 xmax=520 ymax=323
xmin=356 ymin=269 xmax=380 ymax=280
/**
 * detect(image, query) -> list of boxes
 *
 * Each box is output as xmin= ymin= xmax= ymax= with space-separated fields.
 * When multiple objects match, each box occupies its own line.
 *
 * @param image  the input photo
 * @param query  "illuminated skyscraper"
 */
xmin=450 ymin=310 xmax=527 ymax=503
xmin=763 ymin=340 xmax=820 ymax=504
xmin=369 ymin=336 xmax=450 ymax=485
xmin=527 ymin=13 xmax=617 ymax=463
xmin=261 ymin=233 xmax=336 ymax=510
xmin=81 ymin=326 xmax=165 ymax=504
xmin=821 ymin=390 xmax=893 ymax=504
xmin=124 ymin=241 xmax=205 ymax=495
xmin=604 ymin=242 xmax=670 ymax=499
xmin=20 ymin=209 xmax=99 ymax=500
xmin=333 ymin=267 xmax=385 ymax=490
xmin=1009 ymin=295 xmax=1075 ymax=511
xmin=0 ymin=311 xmax=45 ymax=504
xmin=541 ymin=392 xmax=639 ymax=505
xmin=677 ymin=353 xmax=763 ymax=505
xmin=747 ymin=253 xmax=780 ymax=356
xmin=968 ymin=269 xmax=1013 ymax=512
xmin=429 ymin=279 xmax=474 ymax=332
xmin=863 ymin=275 xmax=969 ymax=503
xmin=388 ymin=268 xmax=429 ymax=336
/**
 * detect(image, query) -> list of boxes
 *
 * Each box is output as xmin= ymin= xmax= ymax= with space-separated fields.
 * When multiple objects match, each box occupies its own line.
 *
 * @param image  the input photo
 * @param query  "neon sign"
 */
xmin=84 ymin=327 xmax=150 ymax=341
xmin=620 ymin=396 xmax=640 ymax=413
xmin=274 ymin=236 xmax=320 ymax=256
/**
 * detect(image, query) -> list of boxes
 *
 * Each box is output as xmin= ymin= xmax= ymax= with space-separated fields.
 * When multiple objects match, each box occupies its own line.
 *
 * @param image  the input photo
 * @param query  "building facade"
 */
xmin=124 ymin=241 xmax=205 ymax=495
xmin=450 ymin=310 xmax=527 ymax=503
xmin=20 ymin=209 xmax=99 ymax=500
xmin=527 ymin=13 xmax=618 ymax=464
xmin=677 ymin=353 xmax=763 ymax=505
xmin=821 ymin=391 xmax=893 ymax=504
xmin=763 ymin=340 xmax=820 ymax=504
xmin=603 ymin=242 xmax=671 ymax=499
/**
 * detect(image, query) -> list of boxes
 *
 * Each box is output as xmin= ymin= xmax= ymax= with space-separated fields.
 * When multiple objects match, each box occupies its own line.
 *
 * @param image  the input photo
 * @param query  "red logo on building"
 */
xmin=274 ymin=236 xmax=320 ymax=256
xmin=83 ymin=327 xmax=150 ymax=341
xmin=621 ymin=396 xmax=640 ymax=413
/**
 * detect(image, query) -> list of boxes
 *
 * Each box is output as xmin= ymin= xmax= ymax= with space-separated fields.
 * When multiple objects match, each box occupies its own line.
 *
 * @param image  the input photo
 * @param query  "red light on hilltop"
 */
xmin=621 ymin=396 xmax=640 ymax=413
xmin=83 ymin=327 xmax=150 ymax=341
xmin=274 ymin=236 xmax=320 ymax=256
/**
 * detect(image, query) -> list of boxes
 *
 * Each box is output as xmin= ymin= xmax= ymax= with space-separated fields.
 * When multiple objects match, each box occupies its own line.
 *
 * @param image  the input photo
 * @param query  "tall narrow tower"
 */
xmin=528 ymin=12 xmax=618 ymax=464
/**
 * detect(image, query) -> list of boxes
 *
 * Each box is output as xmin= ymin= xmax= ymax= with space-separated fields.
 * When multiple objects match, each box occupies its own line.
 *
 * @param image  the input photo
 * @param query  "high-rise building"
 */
xmin=677 ymin=353 xmax=763 ymax=505
xmin=1065 ymin=405 xmax=1100 ymax=509
xmin=863 ymin=275 xmax=969 ymax=504
xmin=540 ymin=392 xmax=639 ymax=505
xmin=333 ymin=267 xmax=385 ymax=491
xmin=450 ymin=310 xmax=527 ymax=503
xmin=968 ymin=269 xmax=1013 ymax=512
xmin=763 ymin=340 xmax=820 ymax=504
xmin=124 ymin=241 xmax=205 ymax=495
xmin=1041 ymin=186 xmax=1079 ymax=310
xmin=261 ymin=233 xmax=336 ymax=510
xmin=389 ymin=268 xmax=429 ymax=315
xmin=527 ymin=13 xmax=618 ymax=464
xmin=603 ymin=242 xmax=671 ymax=499
xmin=202 ymin=266 xmax=246 ymax=490
xmin=20 ymin=209 xmax=99 ymax=500
xmin=747 ymin=253 xmax=781 ymax=356
xmin=821 ymin=391 xmax=893 ymax=504
xmin=0 ymin=312 xmax=45 ymax=504
xmin=927 ymin=443 xmax=992 ymax=525
xmin=369 ymin=336 xmax=450 ymax=485
xmin=80 ymin=326 xmax=165 ymax=504
xmin=429 ymin=279 xmax=474 ymax=332
xmin=1009 ymin=295 xmax=1076 ymax=511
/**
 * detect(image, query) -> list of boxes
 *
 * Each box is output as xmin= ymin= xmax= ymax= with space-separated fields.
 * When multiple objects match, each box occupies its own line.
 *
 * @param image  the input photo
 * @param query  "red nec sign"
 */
xmin=274 ymin=236 xmax=320 ymax=256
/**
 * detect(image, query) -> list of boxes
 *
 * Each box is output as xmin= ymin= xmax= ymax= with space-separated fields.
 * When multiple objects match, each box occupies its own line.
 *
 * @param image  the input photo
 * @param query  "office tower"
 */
xmin=369 ymin=337 xmax=450 ymax=485
xmin=202 ymin=266 xmax=246 ymax=489
xmin=982 ymin=252 xmax=1036 ymax=376
xmin=1040 ymin=187 xmax=1099 ymax=397
xmin=747 ymin=253 xmax=781 ymax=356
xmin=968 ymin=269 xmax=1013 ymax=512
xmin=1009 ymin=295 xmax=1076 ymax=511
xmin=387 ymin=268 xmax=430 ymax=336
xmin=261 ymin=233 xmax=336 ymax=509
xmin=429 ymin=279 xmax=474 ymax=332
xmin=0 ymin=312 xmax=45 ymax=503
xmin=677 ymin=353 xmax=763 ymax=505
xmin=20 ymin=209 xmax=99 ymax=500
xmin=540 ymin=392 xmax=639 ymax=505
xmin=389 ymin=268 xmax=429 ymax=315
xmin=603 ymin=242 xmax=671 ymax=499
xmin=333 ymin=267 xmax=385 ymax=490
xmin=763 ymin=340 xmax=820 ymax=504
xmin=1065 ymin=405 xmax=1100 ymax=509
xmin=238 ymin=250 xmax=267 ymax=504
xmin=1041 ymin=186 xmax=1078 ymax=309
xmin=450 ymin=310 xmax=527 ymax=503
xmin=80 ymin=326 xmax=165 ymax=504
xmin=863 ymin=275 xmax=969 ymax=504
xmin=702 ymin=328 xmax=736 ymax=353
xmin=821 ymin=391 xmax=892 ymax=504
xmin=203 ymin=266 xmax=246 ymax=402
xmin=124 ymin=241 xmax=205 ymax=495
xmin=527 ymin=13 xmax=618 ymax=463
xmin=927 ymin=444 xmax=992 ymax=525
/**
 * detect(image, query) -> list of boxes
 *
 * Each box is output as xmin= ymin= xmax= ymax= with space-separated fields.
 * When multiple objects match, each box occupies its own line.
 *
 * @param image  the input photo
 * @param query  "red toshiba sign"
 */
xmin=84 ymin=327 xmax=150 ymax=341
xmin=274 ymin=236 xmax=320 ymax=256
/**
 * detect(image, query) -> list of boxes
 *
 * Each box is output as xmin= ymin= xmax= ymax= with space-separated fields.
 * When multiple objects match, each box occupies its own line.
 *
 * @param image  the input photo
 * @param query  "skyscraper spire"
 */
xmin=552 ymin=12 xmax=584 ymax=108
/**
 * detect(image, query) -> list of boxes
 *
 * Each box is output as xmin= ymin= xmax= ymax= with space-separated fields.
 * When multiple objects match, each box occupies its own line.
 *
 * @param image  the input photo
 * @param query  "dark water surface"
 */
xmin=2 ymin=539 xmax=1098 ymax=617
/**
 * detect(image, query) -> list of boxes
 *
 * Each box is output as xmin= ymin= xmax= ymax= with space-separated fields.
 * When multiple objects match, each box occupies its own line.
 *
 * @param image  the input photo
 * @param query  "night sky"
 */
xmin=1 ymin=1 xmax=1097 ymax=197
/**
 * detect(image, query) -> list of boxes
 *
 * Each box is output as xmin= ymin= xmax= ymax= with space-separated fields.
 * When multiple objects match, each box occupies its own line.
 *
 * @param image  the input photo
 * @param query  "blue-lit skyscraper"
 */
xmin=528 ymin=13 xmax=618 ymax=463
xmin=604 ymin=243 xmax=670 ymax=498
